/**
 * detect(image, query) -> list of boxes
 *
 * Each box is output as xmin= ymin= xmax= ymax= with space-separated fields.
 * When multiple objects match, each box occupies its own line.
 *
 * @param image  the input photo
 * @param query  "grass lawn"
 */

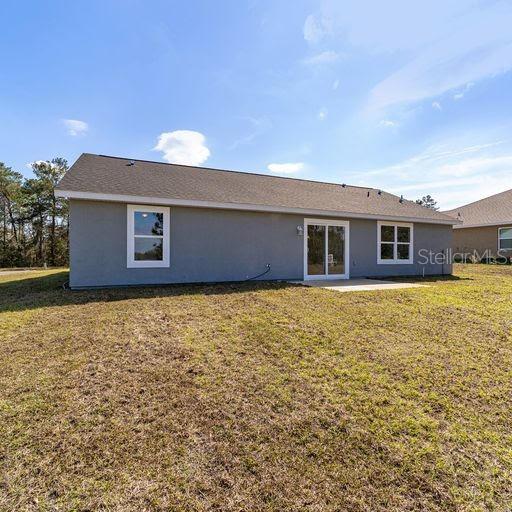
xmin=1 ymin=265 xmax=512 ymax=511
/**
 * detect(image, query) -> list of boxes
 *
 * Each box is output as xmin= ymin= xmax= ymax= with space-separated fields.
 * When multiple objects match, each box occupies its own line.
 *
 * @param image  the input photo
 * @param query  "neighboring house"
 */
xmin=56 ymin=154 xmax=457 ymax=289
xmin=445 ymin=189 xmax=512 ymax=261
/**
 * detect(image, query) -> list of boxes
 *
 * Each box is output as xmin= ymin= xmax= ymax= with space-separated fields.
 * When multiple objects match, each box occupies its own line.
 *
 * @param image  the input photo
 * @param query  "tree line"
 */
xmin=0 ymin=158 xmax=68 ymax=268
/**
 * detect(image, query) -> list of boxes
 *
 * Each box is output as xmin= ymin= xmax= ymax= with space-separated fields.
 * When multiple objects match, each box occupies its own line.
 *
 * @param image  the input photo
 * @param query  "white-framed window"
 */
xmin=498 ymin=227 xmax=512 ymax=251
xmin=377 ymin=221 xmax=414 ymax=264
xmin=127 ymin=204 xmax=170 ymax=268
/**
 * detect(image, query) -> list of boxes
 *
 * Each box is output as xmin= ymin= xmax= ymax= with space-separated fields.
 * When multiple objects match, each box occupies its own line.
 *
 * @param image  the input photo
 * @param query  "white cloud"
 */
xmin=388 ymin=173 xmax=512 ymax=210
xmin=332 ymin=79 xmax=340 ymax=90
xmin=432 ymin=101 xmax=442 ymax=111
xmin=303 ymin=15 xmax=324 ymax=43
xmin=302 ymin=50 xmax=340 ymax=66
xmin=336 ymin=0 xmax=512 ymax=110
xmin=319 ymin=0 xmax=460 ymax=53
xmin=453 ymin=81 xmax=475 ymax=100
xmin=437 ymin=155 xmax=512 ymax=177
xmin=62 ymin=119 xmax=88 ymax=136
xmin=379 ymin=119 xmax=397 ymax=127
xmin=267 ymin=162 xmax=304 ymax=174
xmin=363 ymin=141 xmax=504 ymax=178
xmin=345 ymin=140 xmax=512 ymax=209
xmin=308 ymin=0 xmax=512 ymax=111
xmin=318 ymin=107 xmax=328 ymax=120
xmin=154 ymin=130 xmax=210 ymax=165
xmin=303 ymin=13 xmax=333 ymax=43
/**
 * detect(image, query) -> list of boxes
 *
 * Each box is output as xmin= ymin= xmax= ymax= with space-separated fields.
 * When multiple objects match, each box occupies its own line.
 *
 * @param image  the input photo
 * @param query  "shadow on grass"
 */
xmin=0 ymin=271 xmax=299 ymax=314
xmin=1 ymin=270 xmax=477 ymax=315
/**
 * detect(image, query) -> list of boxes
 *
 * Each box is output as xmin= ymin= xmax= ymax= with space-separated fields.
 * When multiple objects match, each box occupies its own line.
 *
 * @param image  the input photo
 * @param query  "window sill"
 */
xmin=127 ymin=261 xmax=170 ymax=269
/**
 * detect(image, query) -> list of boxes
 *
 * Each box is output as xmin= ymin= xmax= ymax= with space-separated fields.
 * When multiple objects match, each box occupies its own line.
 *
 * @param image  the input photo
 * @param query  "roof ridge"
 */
xmin=92 ymin=153 xmax=375 ymax=190
xmin=444 ymin=187 xmax=512 ymax=213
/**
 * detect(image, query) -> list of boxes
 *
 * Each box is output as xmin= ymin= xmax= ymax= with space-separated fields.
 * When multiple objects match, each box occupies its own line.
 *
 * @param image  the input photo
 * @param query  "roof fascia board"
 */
xmin=453 ymin=222 xmax=512 ymax=229
xmin=56 ymin=189 xmax=459 ymax=225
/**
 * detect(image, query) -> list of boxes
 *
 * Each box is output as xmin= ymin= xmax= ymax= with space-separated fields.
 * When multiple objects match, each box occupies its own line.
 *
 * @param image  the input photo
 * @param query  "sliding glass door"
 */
xmin=304 ymin=219 xmax=349 ymax=279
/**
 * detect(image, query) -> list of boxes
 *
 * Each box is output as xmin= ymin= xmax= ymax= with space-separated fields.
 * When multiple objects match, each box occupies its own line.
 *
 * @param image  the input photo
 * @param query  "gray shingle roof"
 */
xmin=444 ymin=188 xmax=512 ymax=228
xmin=56 ymin=153 xmax=457 ymax=224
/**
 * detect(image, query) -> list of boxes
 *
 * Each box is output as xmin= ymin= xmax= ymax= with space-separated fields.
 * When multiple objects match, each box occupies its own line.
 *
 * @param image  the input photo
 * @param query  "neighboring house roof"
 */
xmin=444 ymin=188 xmax=512 ymax=228
xmin=56 ymin=153 xmax=457 ymax=225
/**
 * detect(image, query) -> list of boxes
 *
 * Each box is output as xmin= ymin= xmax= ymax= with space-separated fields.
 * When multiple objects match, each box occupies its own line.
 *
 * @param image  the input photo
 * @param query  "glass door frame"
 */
xmin=303 ymin=218 xmax=350 ymax=280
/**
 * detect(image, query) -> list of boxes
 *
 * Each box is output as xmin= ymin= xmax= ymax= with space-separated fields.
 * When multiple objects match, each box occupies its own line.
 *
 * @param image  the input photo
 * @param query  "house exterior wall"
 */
xmin=349 ymin=219 xmax=452 ymax=278
xmin=69 ymin=199 xmax=453 ymax=288
xmin=452 ymin=225 xmax=512 ymax=259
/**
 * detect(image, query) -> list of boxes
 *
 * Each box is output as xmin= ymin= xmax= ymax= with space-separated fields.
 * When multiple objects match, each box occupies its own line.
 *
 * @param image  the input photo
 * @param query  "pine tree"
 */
xmin=415 ymin=195 xmax=439 ymax=210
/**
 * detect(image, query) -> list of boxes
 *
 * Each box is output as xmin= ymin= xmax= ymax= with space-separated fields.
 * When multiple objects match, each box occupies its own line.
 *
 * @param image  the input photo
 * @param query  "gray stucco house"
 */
xmin=56 ymin=154 xmax=457 ymax=289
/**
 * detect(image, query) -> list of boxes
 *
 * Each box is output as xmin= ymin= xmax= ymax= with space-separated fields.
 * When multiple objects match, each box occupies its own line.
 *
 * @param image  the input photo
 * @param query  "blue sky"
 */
xmin=1 ymin=0 xmax=512 ymax=209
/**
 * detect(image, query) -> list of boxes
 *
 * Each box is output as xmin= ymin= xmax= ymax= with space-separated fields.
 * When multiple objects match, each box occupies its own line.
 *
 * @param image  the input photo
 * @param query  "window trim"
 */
xmin=498 ymin=226 xmax=512 ymax=251
xmin=127 ymin=204 xmax=170 ymax=268
xmin=377 ymin=221 xmax=414 ymax=264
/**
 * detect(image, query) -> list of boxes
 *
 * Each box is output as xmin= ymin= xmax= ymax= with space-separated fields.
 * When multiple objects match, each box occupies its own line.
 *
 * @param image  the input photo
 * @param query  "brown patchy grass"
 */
xmin=0 ymin=265 xmax=511 ymax=511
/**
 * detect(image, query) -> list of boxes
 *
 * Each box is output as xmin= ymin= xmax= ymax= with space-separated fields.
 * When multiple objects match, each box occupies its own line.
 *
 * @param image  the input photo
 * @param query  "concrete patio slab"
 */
xmin=293 ymin=278 xmax=427 ymax=292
